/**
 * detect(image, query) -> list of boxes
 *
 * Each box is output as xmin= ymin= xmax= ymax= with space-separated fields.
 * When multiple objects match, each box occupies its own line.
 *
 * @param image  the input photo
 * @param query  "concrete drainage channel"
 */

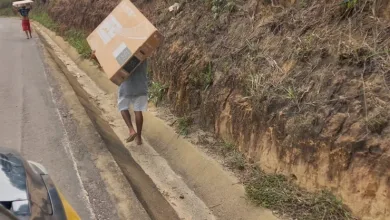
xmin=37 ymin=30 xmax=180 ymax=220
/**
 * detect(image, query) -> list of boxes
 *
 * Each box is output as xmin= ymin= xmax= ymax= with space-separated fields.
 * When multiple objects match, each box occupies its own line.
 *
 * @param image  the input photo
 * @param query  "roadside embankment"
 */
xmin=34 ymin=22 xmax=279 ymax=220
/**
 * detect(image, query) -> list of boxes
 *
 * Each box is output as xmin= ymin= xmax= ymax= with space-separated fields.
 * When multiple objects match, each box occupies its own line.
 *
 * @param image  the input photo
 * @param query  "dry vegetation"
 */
xmin=0 ymin=0 xmax=14 ymax=16
xmin=192 ymin=136 xmax=355 ymax=220
xmin=147 ymin=0 xmax=390 ymax=218
xmin=33 ymin=0 xmax=390 ymax=218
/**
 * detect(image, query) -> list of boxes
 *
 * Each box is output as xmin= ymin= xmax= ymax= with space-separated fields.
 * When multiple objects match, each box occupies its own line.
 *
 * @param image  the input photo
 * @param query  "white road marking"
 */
xmin=42 ymin=67 xmax=96 ymax=220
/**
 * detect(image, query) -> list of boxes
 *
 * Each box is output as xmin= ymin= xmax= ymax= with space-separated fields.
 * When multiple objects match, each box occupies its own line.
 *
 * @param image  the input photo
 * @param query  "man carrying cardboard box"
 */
xmin=117 ymin=61 xmax=148 ymax=145
xmin=88 ymin=0 xmax=164 ymax=145
xmin=91 ymin=51 xmax=148 ymax=145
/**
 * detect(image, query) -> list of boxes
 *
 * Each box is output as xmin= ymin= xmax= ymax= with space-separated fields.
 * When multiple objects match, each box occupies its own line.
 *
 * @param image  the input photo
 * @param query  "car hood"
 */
xmin=0 ymin=145 xmax=73 ymax=219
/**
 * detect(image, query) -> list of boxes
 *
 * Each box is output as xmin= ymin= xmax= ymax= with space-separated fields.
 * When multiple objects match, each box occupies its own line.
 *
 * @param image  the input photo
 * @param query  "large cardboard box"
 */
xmin=87 ymin=0 xmax=163 ymax=85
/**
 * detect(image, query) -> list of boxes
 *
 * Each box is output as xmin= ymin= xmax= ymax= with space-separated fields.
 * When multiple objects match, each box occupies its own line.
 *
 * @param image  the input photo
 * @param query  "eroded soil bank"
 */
xmin=36 ymin=0 xmax=390 ymax=219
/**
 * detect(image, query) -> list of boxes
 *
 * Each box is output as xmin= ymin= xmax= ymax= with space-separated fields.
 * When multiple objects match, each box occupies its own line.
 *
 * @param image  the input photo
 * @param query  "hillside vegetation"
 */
xmin=33 ymin=0 xmax=390 ymax=219
xmin=0 ymin=0 xmax=14 ymax=16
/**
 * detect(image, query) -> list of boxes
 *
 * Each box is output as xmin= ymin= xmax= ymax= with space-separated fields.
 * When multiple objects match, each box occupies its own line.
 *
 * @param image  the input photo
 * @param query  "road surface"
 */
xmin=0 ymin=18 xmax=119 ymax=219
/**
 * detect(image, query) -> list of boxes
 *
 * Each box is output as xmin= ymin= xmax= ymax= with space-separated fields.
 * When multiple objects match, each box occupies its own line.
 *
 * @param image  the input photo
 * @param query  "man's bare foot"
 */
xmin=126 ymin=130 xmax=137 ymax=143
xmin=136 ymin=136 xmax=142 ymax=145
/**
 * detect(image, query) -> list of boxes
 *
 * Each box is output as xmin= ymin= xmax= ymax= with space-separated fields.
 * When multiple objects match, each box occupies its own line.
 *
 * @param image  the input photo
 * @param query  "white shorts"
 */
xmin=118 ymin=95 xmax=148 ymax=112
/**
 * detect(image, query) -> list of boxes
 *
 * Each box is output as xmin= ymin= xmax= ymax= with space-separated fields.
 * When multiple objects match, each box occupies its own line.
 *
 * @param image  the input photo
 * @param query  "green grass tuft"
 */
xmin=65 ymin=28 xmax=91 ymax=58
xmin=30 ymin=11 xmax=58 ymax=31
xmin=31 ymin=10 xmax=91 ymax=59
xmin=178 ymin=116 xmax=192 ymax=136
xmin=226 ymin=151 xmax=246 ymax=170
xmin=149 ymin=81 xmax=168 ymax=106
xmin=221 ymin=142 xmax=235 ymax=155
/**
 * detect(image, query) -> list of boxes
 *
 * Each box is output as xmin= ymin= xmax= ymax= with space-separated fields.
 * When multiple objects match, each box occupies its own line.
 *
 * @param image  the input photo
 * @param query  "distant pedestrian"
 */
xmin=15 ymin=5 xmax=32 ymax=39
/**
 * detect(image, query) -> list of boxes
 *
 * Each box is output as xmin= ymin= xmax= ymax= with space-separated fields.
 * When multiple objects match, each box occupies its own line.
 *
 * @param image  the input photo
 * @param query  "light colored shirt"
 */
xmin=118 ymin=61 xmax=148 ymax=98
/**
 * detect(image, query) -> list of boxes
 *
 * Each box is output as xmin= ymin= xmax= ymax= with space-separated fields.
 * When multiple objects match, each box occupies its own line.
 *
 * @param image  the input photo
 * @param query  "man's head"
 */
xmin=21 ymin=5 xmax=26 ymax=9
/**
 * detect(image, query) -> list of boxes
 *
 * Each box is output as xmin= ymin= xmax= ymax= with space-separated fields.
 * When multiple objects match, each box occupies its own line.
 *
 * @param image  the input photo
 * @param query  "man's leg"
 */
xmin=26 ymin=20 xmax=32 ymax=38
xmin=121 ymin=110 xmax=137 ymax=138
xmin=133 ymin=95 xmax=148 ymax=145
xmin=134 ymin=111 xmax=143 ymax=145
xmin=119 ymin=96 xmax=137 ymax=142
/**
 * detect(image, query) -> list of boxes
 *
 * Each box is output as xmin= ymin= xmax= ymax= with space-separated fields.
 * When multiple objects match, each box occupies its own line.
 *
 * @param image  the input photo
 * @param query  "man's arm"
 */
xmin=13 ymin=7 xmax=22 ymax=18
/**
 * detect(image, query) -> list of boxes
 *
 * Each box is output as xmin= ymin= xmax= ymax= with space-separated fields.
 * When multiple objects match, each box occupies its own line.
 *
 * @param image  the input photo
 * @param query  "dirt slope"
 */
xmin=41 ymin=0 xmax=390 ymax=219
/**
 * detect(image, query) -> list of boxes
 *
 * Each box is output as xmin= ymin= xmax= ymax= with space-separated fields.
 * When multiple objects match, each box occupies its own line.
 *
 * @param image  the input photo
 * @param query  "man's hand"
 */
xmin=90 ymin=50 xmax=102 ymax=69
xmin=90 ymin=50 xmax=97 ymax=60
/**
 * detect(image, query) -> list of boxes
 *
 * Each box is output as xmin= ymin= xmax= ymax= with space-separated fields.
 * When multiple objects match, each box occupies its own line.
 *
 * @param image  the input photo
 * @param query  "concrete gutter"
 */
xmin=33 ymin=22 xmax=278 ymax=220
xmin=39 ymin=42 xmax=151 ymax=220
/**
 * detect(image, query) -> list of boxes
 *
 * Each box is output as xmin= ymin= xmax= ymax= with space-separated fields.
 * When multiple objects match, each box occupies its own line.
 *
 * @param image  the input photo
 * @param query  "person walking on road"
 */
xmin=91 ymin=51 xmax=148 ymax=145
xmin=15 ymin=5 xmax=32 ymax=39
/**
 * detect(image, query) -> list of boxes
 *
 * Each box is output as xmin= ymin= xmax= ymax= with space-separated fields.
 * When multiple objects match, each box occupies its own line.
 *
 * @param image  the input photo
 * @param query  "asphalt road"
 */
xmin=0 ymin=18 xmax=97 ymax=219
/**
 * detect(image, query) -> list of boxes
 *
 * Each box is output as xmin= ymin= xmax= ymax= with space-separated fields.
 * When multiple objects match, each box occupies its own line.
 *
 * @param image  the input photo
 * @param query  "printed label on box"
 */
xmin=98 ymin=15 xmax=123 ymax=44
xmin=113 ymin=43 xmax=132 ymax=66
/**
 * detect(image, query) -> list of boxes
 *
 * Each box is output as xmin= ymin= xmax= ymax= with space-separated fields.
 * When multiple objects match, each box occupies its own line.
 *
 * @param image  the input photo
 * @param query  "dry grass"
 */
xmin=366 ymin=107 xmax=389 ymax=134
xmin=0 ymin=7 xmax=13 ymax=16
xmin=202 ymin=140 xmax=356 ymax=219
xmin=239 ymin=0 xmax=390 ymax=144
xmin=0 ymin=0 xmax=14 ymax=16
xmin=177 ymin=116 xmax=192 ymax=136
xmin=246 ymin=168 xmax=355 ymax=220
xmin=226 ymin=151 xmax=246 ymax=170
